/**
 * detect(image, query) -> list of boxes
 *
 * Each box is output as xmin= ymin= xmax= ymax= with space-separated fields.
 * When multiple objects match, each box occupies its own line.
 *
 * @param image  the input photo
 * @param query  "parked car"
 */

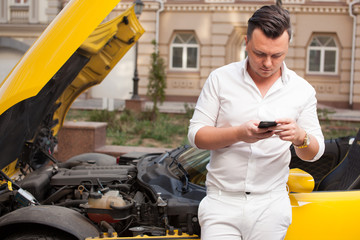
xmin=1 ymin=0 xmax=360 ymax=239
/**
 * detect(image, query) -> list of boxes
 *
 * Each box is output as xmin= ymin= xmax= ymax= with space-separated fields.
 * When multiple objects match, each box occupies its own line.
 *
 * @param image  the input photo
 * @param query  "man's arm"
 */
xmin=194 ymin=121 xmax=275 ymax=150
xmin=294 ymin=132 xmax=320 ymax=161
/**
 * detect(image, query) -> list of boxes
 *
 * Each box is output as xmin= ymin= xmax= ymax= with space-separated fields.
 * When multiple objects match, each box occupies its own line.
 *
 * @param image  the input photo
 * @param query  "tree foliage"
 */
xmin=147 ymin=40 xmax=167 ymax=120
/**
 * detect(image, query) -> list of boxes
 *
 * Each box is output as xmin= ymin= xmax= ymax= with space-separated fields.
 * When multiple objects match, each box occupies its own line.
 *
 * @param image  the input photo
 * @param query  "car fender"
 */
xmin=0 ymin=205 xmax=99 ymax=239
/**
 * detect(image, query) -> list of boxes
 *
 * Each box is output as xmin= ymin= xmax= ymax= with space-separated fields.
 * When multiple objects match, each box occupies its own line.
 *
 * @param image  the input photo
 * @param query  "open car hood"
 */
xmin=0 ymin=0 xmax=144 ymax=169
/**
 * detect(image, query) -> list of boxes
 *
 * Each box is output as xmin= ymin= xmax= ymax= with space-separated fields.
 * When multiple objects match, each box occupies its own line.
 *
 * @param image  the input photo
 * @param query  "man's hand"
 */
xmin=243 ymin=120 xmax=275 ymax=143
xmin=272 ymin=118 xmax=305 ymax=146
xmin=273 ymin=118 xmax=319 ymax=160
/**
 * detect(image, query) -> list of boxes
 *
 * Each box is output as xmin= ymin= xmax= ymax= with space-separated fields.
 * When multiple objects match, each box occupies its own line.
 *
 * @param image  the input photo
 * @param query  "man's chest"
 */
xmin=216 ymin=83 xmax=303 ymax=126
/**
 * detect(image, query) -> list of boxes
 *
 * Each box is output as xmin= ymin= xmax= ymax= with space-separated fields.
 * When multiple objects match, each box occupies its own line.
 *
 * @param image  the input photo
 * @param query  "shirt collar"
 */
xmin=280 ymin=62 xmax=290 ymax=84
xmin=242 ymin=58 xmax=290 ymax=85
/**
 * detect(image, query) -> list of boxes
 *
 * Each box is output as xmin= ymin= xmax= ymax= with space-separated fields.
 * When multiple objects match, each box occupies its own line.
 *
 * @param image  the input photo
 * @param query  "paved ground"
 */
xmin=317 ymin=104 xmax=360 ymax=122
xmin=71 ymin=98 xmax=360 ymax=122
xmin=71 ymin=98 xmax=195 ymax=114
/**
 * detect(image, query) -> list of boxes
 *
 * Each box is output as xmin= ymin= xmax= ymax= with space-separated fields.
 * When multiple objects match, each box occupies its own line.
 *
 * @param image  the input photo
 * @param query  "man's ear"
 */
xmin=244 ymin=36 xmax=248 ymax=50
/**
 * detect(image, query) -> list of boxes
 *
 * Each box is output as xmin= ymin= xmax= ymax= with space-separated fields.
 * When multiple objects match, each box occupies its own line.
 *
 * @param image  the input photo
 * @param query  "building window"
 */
xmin=13 ymin=0 xmax=29 ymax=4
xmin=170 ymin=33 xmax=199 ymax=70
xmin=307 ymin=35 xmax=338 ymax=74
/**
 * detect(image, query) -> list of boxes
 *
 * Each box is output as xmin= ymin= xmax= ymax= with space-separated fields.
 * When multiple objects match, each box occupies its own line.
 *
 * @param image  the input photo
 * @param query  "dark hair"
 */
xmin=247 ymin=5 xmax=291 ymax=41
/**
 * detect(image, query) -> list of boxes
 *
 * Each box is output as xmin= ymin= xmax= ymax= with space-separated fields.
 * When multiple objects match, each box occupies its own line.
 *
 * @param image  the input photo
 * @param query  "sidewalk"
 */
xmin=71 ymin=98 xmax=360 ymax=122
xmin=71 ymin=98 xmax=195 ymax=114
xmin=318 ymin=104 xmax=360 ymax=122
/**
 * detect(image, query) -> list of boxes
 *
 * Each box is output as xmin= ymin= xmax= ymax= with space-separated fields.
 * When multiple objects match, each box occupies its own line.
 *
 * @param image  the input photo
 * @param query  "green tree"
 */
xmin=147 ymin=40 xmax=167 ymax=120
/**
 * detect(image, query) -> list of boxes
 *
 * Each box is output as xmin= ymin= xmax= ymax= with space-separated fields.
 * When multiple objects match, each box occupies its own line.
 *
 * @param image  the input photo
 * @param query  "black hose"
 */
xmin=55 ymin=199 xmax=87 ymax=207
xmin=100 ymin=221 xmax=115 ymax=237
xmin=41 ymin=186 xmax=73 ymax=205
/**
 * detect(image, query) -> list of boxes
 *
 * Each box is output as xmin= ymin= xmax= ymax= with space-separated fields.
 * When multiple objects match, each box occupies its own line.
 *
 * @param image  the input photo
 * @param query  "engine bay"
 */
xmin=1 ymin=148 xmax=203 ymax=237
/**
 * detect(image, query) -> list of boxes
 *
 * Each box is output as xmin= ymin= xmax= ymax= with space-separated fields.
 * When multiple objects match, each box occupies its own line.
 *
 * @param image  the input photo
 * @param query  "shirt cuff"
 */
xmin=307 ymin=135 xmax=325 ymax=162
xmin=187 ymin=123 xmax=205 ymax=149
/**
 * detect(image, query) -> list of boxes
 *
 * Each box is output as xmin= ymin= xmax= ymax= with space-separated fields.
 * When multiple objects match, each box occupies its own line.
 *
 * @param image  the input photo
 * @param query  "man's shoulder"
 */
xmin=284 ymin=66 xmax=314 ymax=89
xmin=217 ymin=60 xmax=245 ymax=71
xmin=212 ymin=61 xmax=245 ymax=75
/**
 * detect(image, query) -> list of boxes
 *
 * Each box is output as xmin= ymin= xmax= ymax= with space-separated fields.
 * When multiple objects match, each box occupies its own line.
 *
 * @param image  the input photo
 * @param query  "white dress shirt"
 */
xmin=188 ymin=59 xmax=325 ymax=193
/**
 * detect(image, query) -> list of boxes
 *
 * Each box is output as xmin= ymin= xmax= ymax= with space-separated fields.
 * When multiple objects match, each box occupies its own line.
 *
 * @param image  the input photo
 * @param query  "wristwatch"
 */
xmin=294 ymin=132 xmax=310 ymax=149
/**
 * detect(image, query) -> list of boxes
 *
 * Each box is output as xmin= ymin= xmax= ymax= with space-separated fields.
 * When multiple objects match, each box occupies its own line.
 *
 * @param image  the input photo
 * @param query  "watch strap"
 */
xmin=293 ymin=132 xmax=310 ymax=149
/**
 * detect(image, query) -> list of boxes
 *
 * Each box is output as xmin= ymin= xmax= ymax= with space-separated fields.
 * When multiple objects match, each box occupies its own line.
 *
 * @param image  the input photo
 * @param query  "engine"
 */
xmin=6 ymin=152 xmax=203 ymax=237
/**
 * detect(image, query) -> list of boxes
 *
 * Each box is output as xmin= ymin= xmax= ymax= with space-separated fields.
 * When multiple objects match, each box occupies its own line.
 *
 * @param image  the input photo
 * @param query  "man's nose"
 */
xmin=263 ymin=56 xmax=272 ymax=68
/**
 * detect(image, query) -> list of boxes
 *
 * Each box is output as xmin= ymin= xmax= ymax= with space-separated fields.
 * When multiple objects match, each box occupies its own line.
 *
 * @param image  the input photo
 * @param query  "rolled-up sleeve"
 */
xmin=188 ymin=72 xmax=220 ymax=148
xmin=298 ymin=90 xmax=325 ymax=162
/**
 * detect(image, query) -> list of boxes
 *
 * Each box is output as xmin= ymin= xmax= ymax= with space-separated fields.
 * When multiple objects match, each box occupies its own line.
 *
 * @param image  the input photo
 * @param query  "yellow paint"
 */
xmin=286 ymin=190 xmax=360 ymax=239
xmin=0 ymin=0 xmax=120 ymax=116
xmin=287 ymin=168 xmax=315 ymax=193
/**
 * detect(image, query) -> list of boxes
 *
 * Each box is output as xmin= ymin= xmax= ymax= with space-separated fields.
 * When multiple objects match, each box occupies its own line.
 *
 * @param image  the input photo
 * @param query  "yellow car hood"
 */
xmin=0 ymin=0 xmax=144 ymax=169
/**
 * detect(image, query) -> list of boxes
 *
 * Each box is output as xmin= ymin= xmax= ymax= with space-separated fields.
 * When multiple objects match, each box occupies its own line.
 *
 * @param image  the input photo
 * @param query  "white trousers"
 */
xmin=198 ymin=187 xmax=292 ymax=240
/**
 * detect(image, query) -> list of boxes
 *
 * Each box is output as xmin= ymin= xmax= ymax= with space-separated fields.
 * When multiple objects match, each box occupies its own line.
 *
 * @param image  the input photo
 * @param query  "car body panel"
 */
xmin=287 ymin=190 xmax=360 ymax=239
xmin=0 ymin=0 xmax=120 ymax=115
xmin=54 ymin=5 xmax=144 ymax=134
xmin=287 ymin=168 xmax=315 ymax=193
xmin=0 ymin=0 xmax=144 ymax=170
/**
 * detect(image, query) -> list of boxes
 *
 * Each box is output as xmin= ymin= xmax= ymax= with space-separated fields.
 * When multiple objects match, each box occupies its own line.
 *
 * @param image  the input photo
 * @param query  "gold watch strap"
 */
xmin=293 ymin=132 xmax=310 ymax=149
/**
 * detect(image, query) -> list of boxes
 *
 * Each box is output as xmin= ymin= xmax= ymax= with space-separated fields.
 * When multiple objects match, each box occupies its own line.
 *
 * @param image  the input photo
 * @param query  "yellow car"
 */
xmin=0 ymin=0 xmax=360 ymax=239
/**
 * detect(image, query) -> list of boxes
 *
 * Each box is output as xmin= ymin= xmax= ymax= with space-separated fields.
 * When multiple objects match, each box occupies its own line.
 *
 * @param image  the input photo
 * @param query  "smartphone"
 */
xmin=258 ymin=121 xmax=277 ymax=128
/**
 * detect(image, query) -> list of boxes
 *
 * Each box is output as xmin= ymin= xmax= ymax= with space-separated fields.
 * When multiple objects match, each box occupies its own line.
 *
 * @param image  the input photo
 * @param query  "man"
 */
xmin=187 ymin=5 xmax=324 ymax=240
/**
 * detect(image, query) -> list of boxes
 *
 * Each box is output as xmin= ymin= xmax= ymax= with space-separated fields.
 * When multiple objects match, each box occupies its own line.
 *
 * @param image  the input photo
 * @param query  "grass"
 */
xmin=65 ymin=109 xmax=191 ymax=148
xmin=65 ymin=108 xmax=359 ymax=148
xmin=317 ymin=108 xmax=359 ymax=139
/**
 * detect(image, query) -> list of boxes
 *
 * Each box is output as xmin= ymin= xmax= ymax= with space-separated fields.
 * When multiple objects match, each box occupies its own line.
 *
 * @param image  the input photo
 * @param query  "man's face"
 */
xmin=245 ymin=28 xmax=289 ymax=82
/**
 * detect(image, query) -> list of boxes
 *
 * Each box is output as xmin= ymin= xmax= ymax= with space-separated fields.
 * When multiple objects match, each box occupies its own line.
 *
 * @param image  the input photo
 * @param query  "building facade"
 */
xmin=1 ymin=0 xmax=360 ymax=109
xmin=0 ymin=0 xmax=54 ymax=82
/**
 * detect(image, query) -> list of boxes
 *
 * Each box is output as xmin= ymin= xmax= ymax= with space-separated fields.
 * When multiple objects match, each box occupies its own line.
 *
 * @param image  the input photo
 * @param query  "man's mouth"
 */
xmin=261 ymin=68 xmax=271 ymax=73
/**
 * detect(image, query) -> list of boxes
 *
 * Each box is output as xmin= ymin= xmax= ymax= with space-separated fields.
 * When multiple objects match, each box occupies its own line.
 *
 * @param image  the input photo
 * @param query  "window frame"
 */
xmin=306 ymin=35 xmax=339 ymax=75
xmin=170 ymin=32 xmax=200 ymax=71
xmin=12 ymin=0 xmax=29 ymax=5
